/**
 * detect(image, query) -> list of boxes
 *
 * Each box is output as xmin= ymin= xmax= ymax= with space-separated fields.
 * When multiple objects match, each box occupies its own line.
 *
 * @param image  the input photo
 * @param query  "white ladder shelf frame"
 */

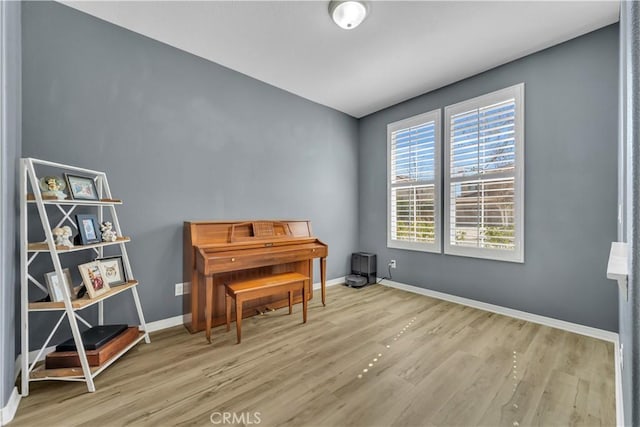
xmin=20 ymin=157 xmax=150 ymax=395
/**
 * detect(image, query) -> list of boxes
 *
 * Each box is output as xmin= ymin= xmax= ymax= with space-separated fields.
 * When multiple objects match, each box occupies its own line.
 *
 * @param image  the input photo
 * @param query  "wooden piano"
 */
xmin=183 ymin=220 xmax=328 ymax=333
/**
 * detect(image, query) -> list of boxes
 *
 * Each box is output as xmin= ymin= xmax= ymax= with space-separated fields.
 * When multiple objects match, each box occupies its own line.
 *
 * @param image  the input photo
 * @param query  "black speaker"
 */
xmin=351 ymin=252 xmax=376 ymax=284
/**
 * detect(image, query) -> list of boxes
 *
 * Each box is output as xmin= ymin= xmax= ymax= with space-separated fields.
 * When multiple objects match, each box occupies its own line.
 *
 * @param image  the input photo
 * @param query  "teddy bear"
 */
xmin=100 ymin=221 xmax=117 ymax=242
xmin=52 ymin=226 xmax=74 ymax=247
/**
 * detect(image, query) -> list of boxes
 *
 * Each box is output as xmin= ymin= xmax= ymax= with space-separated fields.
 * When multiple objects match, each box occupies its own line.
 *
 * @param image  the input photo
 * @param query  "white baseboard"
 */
xmin=145 ymin=315 xmax=184 ymax=333
xmin=149 ymin=275 xmax=615 ymax=343
xmin=379 ymin=278 xmax=618 ymax=342
xmin=378 ymin=278 xmax=623 ymax=426
xmin=0 ymin=387 xmax=20 ymax=426
xmin=313 ymin=276 xmax=345 ymax=290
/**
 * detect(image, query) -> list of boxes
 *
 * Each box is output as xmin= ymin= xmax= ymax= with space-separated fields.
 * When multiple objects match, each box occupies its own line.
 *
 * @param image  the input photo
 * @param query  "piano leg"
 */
xmin=320 ymin=257 xmax=327 ymax=306
xmin=205 ymin=275 xmax=213 ymax=344
xmin=226 ymin=293 xmax=232 ymax=332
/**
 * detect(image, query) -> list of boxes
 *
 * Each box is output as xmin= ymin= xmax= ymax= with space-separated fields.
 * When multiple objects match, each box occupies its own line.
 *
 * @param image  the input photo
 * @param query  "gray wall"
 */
xmin=1 ymin=0 xmax=21 ymax=412
xmin=358 ymin=25 xmax=619 ymax=331
xmin=21 ymin=1 xmax=358 ymax=348
xmin=619 ymin=2 xmax=639 ymax=425
xmin=17 ymin=0 xmax=623 ymax=404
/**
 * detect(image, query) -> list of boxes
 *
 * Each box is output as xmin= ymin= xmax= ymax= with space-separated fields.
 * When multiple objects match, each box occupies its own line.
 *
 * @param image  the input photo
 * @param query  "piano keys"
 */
xmin=183 ymin=220 xmax=328 ymax=333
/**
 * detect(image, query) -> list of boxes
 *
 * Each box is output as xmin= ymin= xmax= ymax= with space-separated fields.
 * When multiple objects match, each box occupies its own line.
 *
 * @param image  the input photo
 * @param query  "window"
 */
xmin=444 ymin=83 xmax=524 ymax=262
xmin=387 ymin=110 xmax=441 ymax=252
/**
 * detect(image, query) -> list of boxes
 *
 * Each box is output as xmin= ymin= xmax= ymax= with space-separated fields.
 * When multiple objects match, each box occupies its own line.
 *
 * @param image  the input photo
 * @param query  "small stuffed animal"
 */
xmin=100 ymin=221 xmax=117 ymax=242
xmin=52 ymin=227 xmax=64 ymax=245
xmin=52 ymin=226 xmax=74 ymax=247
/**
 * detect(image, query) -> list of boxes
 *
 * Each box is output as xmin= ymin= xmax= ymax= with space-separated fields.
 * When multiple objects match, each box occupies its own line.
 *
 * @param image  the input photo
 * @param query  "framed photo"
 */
xmin=97 ymin=256 xmax=127 ymax=286
xmin=78 ymin=261 xmax=111 ymax=299
xmin=64 ymin=173 xmax=99 ymax=200
xmin=75 ymin=214 xmax=102 ymax=245
xmin=44 ymin=268 xmax=76 ymax=302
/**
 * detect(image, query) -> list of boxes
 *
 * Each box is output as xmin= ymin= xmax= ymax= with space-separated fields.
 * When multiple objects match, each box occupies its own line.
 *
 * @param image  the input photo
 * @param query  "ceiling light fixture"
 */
xmin=329 ymin=1 xmax=368 ymax=30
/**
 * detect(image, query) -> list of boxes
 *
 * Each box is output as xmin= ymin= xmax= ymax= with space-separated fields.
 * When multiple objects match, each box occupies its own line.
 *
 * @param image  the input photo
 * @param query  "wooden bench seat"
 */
xmin=219 ymin=272 xmax=310 ymax=344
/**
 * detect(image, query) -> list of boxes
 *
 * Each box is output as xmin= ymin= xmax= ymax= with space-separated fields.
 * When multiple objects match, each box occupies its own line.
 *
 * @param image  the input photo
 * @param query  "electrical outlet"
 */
xmin=389 ymin=260 xmax=397 ymax=269
xmin=175 ymin=282 xmax=192 ymax=296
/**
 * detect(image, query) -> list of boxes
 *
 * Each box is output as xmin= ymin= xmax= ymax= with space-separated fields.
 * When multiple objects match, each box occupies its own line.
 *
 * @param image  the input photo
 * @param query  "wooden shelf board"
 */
xmin=29 ymin=281 xmax=139 ymax=311
xmin=29 ymin=332 xmax=146 ymax=380
xmin=27 ymin=193 xmax=122 ymax=205
xmin=27 ymin=236 xmax=130 ymax=253
xmin=90 ymin=333 xmax=146 ymax=379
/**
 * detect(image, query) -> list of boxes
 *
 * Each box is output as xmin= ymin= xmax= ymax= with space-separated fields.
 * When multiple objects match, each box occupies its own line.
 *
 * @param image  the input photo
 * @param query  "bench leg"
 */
xmin=302 ymin=280 xmax=308 ymax=324
xmin=235 ymin=297 xmax=243 ymax=344
xmin=226 ymin=293 xmax=232 ymax=332
xmin=288 ymin=291 xmax=293 ymax=315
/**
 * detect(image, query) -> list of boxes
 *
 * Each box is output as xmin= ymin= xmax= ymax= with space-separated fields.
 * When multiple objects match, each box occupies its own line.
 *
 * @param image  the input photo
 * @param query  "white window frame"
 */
xmin=444 ymin=83 xmax=525 ymax=263
xmin=387 ymin=109 xmax=441 ymax=253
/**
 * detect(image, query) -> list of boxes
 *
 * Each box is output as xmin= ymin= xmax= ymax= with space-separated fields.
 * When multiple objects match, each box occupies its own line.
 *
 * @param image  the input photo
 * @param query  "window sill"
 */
xmin=444 ymin=244 xmax=524 ymax=263
xmin=387 ymin=240 xmax=441 ymax=254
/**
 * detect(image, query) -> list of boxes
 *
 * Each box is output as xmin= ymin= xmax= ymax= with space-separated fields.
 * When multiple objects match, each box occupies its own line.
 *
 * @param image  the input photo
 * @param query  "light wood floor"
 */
xmin=13 ymin=284 xmax=615 ymax=426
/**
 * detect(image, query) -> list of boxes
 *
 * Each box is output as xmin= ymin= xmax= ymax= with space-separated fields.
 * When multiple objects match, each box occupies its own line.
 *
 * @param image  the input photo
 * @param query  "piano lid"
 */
xmin=185 ymin=219 xmax=319 ymax=250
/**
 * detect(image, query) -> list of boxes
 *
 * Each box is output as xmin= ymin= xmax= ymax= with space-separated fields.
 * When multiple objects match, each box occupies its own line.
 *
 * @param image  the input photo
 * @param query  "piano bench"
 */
xmin=223 ymin=272 xmax=310 ymax=344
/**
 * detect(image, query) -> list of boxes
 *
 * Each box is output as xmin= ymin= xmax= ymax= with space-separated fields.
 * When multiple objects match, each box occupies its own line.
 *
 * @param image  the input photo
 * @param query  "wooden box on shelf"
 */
xmin=45 ymin=327 xmax=139 ymax=369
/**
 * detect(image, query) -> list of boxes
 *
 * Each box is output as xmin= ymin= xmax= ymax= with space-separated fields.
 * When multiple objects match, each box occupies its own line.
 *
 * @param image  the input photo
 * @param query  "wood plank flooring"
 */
xmin=12 ymin=284 xmax=615 ymax=426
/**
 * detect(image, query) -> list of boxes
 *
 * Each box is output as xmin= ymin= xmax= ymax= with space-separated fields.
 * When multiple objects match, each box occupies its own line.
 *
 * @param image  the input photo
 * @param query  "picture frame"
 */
xmin=44 ymin=268 xmax=76 ymax=302
xmin=78 ymin=261 xmax=111 ymax=299
xmin=75 ymin=214 xmax=102 ymax=245
xmin=64 ymin=173 xmax=99 ymax=200
xmin=97 ymin=256 xmax=127 ymax=286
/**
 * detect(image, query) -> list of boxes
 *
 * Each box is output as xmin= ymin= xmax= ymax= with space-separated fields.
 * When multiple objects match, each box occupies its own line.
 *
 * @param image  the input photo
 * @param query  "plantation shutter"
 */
xmin=445 ymin=84 xmax=524 ymax=262
xmin=388 ymin=110 xmax=441 ymax=252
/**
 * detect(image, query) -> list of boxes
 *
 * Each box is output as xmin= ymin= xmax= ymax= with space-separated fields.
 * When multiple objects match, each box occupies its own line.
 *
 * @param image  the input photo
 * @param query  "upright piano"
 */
xmin=183 ymin=220 xmax=328 ymax=333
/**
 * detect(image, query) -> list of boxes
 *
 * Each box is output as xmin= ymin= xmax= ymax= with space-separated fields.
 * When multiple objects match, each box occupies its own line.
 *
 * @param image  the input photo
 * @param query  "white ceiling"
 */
xmin=62 ymin=1 xmax=619 ymax=118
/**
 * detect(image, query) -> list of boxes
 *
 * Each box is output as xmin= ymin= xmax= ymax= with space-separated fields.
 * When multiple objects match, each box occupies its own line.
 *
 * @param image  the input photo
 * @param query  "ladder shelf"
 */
xmin=20 ymin=157 xmax=150 ymax=395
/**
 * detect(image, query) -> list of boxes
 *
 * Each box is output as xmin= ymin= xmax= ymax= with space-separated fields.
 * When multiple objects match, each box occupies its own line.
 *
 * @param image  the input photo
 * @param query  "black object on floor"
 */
xmin=345 ymin=252 xmax=377 ymax=287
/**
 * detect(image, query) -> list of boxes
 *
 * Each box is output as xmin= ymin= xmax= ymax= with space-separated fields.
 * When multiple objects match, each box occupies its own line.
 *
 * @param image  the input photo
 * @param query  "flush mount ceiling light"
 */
xmin=329 ymin=1 xmax=368 ymax=30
